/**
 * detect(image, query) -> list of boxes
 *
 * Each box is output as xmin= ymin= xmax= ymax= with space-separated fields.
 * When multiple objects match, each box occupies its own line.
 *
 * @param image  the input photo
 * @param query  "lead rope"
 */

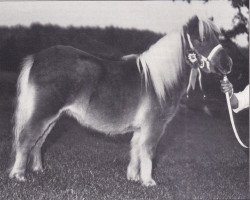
xmin=186 ymin=33 xmax=247 ymax=148
xmin=223 ymin=75 xmax=248 ymax=148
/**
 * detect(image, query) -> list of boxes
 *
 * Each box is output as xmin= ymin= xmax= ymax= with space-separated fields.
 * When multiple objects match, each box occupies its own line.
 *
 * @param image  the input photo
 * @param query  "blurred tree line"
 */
xmin=0 ymin=24 xmax=161 ymax=72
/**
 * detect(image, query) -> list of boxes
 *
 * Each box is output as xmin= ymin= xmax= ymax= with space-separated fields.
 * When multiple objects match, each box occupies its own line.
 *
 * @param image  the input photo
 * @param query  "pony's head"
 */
xmin=184 ymin=15 xmax=232 ymax=75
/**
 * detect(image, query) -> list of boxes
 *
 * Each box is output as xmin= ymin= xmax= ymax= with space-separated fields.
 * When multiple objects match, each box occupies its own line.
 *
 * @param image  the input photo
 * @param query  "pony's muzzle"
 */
xmin=211 ymin=49 xmax=233 ymax=75
xmin=219 ymin=54 xmax=233 ymax=75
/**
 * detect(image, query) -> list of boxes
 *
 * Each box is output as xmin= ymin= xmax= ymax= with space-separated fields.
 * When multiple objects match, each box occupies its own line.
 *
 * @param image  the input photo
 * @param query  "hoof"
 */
xmin=127 ymin=165 xmax=140 ymax=182
xmin=9 ymin=171 xmax=26 ymax=182
xmin=31 ymin=165 xmax=44 ymax=173
xmin=127 ymin=172 xmax=140 ymax=182
xmin=142 ymin=178 xmax=156 ymax=187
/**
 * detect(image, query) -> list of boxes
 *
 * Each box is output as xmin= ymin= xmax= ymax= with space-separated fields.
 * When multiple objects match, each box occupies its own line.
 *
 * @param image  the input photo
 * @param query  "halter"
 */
xmin=185 ymin=33 xmax=222 ymax=97
xmin=186 ymin=33 xmax=223 ymax=72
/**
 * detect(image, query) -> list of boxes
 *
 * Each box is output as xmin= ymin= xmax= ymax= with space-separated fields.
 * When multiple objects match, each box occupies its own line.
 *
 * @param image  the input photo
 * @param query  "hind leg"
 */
xmin=10 ymin=120 xmax=47 ymax=181
xmin=30 ymin=117 xmax=58 ymax=172
xmin=10 ymin=90 xmax=66 ymax=181
xmin=30 ymin=146 xmax=43 ymax=172
xmin=10 ymin=112 xmax=62 ymax=181
xmin=30 ymin=141 xmax=44 ymax=172
xmin=30 ymin=92 xmax=91 ymax=173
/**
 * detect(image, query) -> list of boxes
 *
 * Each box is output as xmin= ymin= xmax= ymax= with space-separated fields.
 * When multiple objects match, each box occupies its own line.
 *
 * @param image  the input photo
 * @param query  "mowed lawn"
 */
xmin=0 ymin=71 xmax=249 ymax=200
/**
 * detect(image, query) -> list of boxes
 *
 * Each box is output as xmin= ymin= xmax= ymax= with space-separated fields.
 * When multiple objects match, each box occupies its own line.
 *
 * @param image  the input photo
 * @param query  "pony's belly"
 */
xmin=65 ymin=71 xmax=142 ymax=135
xmin=84 ymin=117 xmax=139 ymax=135
xmin=82 ymin=86 xmax=141 ymax=134
xmin=66 ymin=102 xmax=139 ymax=135
xmin=84 ymin=107 xmax=139 ymax=134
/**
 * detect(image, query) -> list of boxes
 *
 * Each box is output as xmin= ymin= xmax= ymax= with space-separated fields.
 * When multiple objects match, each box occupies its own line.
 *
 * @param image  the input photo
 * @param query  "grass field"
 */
xmin=0 ymin=71 xmax=249 ymax=200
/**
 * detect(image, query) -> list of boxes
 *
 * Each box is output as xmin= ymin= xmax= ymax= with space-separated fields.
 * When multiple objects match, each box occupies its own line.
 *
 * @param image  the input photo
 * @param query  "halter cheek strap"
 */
xmin=186 ymin=34 xmax=209 ymax=72
xmin=186 ymin=34 xmax=203 ymax=96
xmin=186 ymin=33 xmax=194 ymax=49
xmin=186 ymin=34 xmax=222 ymax=98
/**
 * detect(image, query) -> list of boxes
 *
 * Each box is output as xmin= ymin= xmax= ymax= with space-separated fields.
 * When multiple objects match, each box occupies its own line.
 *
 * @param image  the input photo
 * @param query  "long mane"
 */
xmin=137 ymin=16 xmax=220 ymax=103
xmin=137 ymin=32 xmax=184 ymax=102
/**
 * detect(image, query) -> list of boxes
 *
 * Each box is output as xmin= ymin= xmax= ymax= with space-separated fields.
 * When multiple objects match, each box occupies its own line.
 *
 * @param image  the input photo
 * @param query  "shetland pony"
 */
xmin=10 ymin=16 xmax=232 ymax=186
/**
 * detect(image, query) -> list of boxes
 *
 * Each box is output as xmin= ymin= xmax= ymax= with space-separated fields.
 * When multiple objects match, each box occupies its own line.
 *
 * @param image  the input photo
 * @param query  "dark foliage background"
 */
xmin=0 ymin=24 xmax=162 ymax=72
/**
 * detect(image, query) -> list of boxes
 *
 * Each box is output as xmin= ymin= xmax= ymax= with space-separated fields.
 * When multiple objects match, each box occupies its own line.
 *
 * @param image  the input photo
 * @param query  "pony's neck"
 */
xmin=138 ymin=32 xmax=186 ymax=102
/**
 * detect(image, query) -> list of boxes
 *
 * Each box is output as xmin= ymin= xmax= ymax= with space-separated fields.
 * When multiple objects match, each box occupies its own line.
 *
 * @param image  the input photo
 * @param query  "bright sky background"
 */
xmin=0 ymin=1 xmax=248 ymax=47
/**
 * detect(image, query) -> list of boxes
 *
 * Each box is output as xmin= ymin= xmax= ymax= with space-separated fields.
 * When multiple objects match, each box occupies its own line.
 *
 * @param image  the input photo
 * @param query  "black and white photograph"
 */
xmin=0 ymin=0 xmax=249 ymax=199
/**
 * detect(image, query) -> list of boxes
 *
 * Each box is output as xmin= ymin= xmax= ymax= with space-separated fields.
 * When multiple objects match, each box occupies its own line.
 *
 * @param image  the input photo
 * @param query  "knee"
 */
xmin=140 ymin=144 xmax=155 ymax=159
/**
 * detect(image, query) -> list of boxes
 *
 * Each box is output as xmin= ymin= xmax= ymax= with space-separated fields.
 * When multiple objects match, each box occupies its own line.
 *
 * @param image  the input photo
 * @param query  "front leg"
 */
xmin=127 ymin=131 xmax=140 ymax=182
xmin=139 ymin=142 xmax=156 ymax=186
xmin=138 ymin=119 xmax=167 ymax=186
xmin=10 ymin=149 xmax=28 ymax=181
xmin=30 ymin=147 xmax=44 ymax=172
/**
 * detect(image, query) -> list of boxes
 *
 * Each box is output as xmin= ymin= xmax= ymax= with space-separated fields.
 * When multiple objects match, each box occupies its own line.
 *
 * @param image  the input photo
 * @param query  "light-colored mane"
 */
xmin=199 ymin=18 xmax=221 ymax=42
xmin=137 ymin=32 xmax=184 ymax=102
xmin=137 ymin=16 xmax=220 ymax=103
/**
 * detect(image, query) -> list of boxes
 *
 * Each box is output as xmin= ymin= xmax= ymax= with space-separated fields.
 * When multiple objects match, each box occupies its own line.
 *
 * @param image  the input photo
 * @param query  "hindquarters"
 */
xmin=10 ymin=55 xmax=65 ymax=180
xmin=10 ymin=47 xmax=101 ymax=180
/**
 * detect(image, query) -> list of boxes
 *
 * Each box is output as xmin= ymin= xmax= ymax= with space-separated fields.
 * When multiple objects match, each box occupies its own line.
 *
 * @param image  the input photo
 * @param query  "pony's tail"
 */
xmin=11 ymin=55 xmax=35 ymax=165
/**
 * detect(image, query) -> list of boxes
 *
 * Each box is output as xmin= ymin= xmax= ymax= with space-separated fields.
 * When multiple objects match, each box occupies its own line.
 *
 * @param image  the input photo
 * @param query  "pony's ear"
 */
xmin=186 ymin=15 xmax=201 ymax=41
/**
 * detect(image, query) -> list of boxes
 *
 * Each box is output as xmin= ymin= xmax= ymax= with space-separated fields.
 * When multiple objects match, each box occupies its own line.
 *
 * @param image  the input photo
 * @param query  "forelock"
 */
xmin=199 ymin=18 xmax=221 ymax=41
